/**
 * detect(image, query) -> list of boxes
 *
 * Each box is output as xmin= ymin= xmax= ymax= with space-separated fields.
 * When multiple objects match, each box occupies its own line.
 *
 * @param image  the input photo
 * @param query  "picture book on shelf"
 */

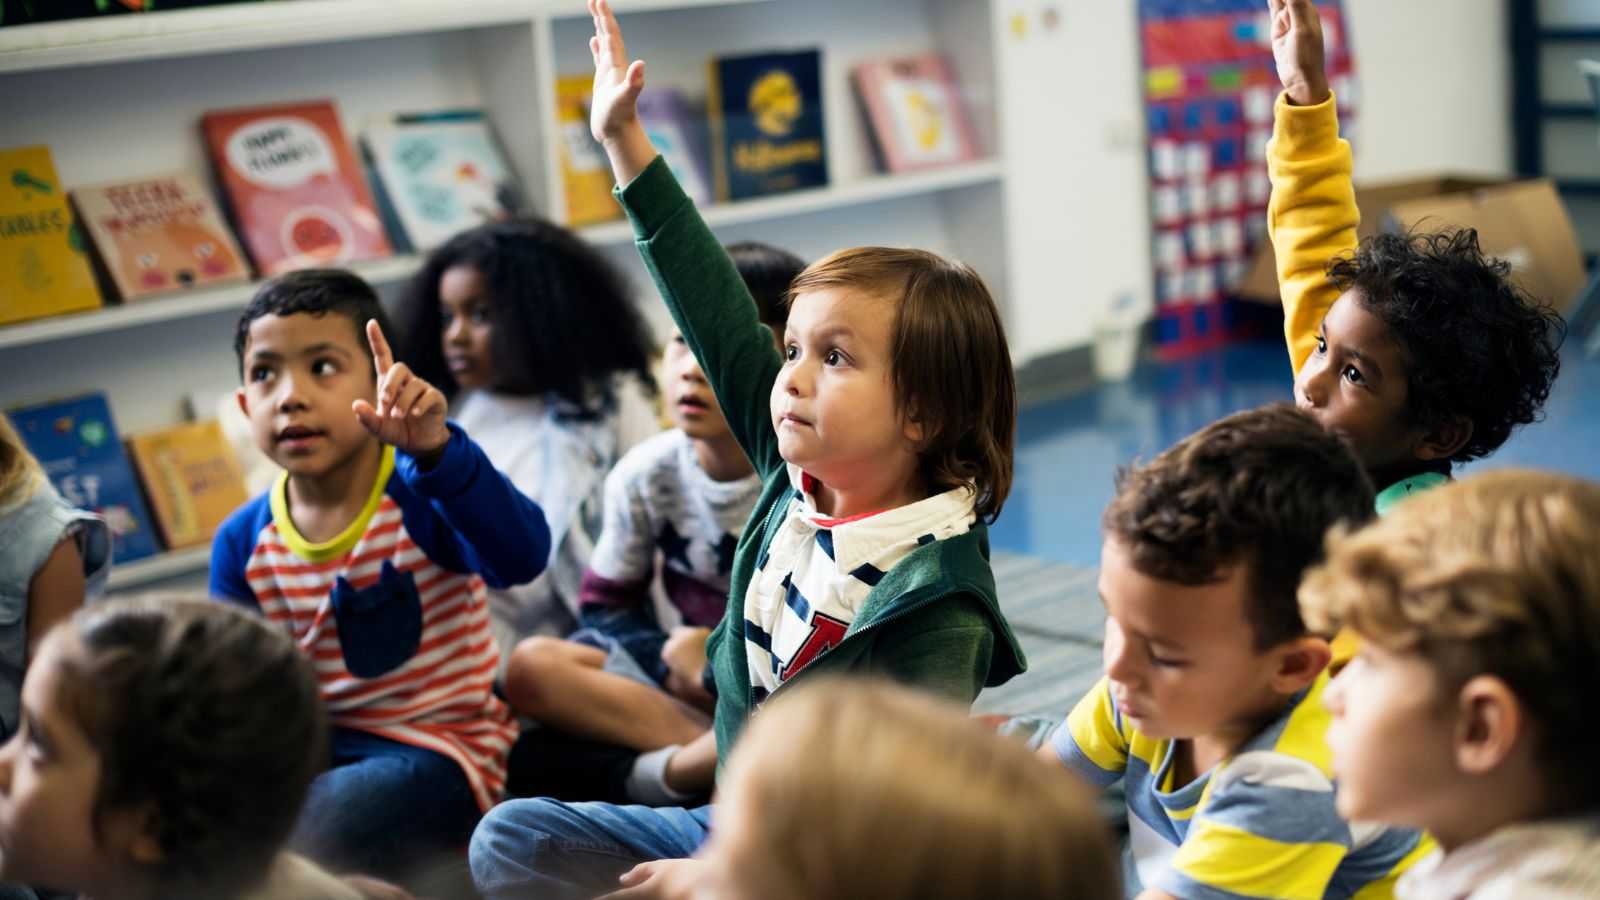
xmin=637 ymin=89 xmax=714 ymax=207
xmin=0 ymin=145 xmax=102 ymax=327
xmin=852 ymin=54 xmax=981 ymax=173
xmin=555 ymin=75 xmax=622 ymax=226
xmin=708 ymin=48 xmax=828 ymax=201
xmin=71 ymin=171 xmax=250 ymax=301
xmin=7 ymin=393 xmax=159 ymax=564
xmin=125 ymin=419 xmax=249 ymax=550
xmin=363 ymin=110 xmax=523 ymax=253
xmin=201 ymin=99 xmax=391 ymax=276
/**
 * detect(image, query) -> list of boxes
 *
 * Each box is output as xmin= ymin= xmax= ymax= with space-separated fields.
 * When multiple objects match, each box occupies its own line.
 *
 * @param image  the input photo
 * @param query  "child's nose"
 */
xmin=1296 ymin=361 xmax=1329 ymax=409
xmin=275 ymin=374 xmax=309 ymax=411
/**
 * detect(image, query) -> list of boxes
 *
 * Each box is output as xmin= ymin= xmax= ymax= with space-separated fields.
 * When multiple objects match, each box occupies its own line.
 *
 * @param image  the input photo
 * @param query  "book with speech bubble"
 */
xmin=201 ymin=99 xmax=391 ymax=276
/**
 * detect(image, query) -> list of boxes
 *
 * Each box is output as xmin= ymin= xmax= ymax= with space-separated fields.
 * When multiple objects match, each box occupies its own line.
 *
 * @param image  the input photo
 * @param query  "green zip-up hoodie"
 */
xmin=615 ymin=157 xmax=1027 ymax=766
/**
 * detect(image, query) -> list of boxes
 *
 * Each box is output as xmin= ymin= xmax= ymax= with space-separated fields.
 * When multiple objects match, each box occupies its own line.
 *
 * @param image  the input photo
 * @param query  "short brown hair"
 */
xmin=54 ymin=596 xmax=327 ymax=899
xmin=1299 ymin=469 xmax=1600 ymax=809
xmin=717 ymin=678 xmax=1120 ymax=900
xmin=1104 ymin=404 xmax=1374 ymax=649
xmin=789 ymin=248 xmax=1015 ymax=522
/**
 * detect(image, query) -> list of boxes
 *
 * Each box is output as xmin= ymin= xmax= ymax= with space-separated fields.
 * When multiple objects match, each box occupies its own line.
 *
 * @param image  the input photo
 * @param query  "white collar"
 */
xmin=782 ymin=464 xmax=974 ymax=573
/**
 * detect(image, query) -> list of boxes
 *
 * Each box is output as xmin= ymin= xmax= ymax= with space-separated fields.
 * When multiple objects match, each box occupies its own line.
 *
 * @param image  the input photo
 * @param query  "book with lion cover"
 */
xmin=707 ymin=49 xmax=827 ymax=201
xmin=0 ymin=146 xmax=102 ymax=327
xmin=125 ymin=419 xmax=249 ymax=550
xmin=202 ymin=99 xmax=391 ymax=276
xmin=72 ymin=171 xmax=250 ymax=301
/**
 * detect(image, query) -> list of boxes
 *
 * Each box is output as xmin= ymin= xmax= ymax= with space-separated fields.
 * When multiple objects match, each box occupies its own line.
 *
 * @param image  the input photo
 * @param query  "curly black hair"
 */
xmin=233 ymin=268 xmax=393 ymax=380
xmin=393 ymin=218 xmax=658 ymax=410
xmin=1327 ymin=228 xmax=1566 ymax=464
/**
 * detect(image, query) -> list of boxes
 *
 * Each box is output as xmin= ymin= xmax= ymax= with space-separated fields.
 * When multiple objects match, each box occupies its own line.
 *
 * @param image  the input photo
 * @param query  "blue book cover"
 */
xmin=362 ymin=110 xmax=523 ymax=252
xmin=7 ymin=394 xmax=161 ymax=564
xmin=709 ymin=49 xmax=828 ymax=201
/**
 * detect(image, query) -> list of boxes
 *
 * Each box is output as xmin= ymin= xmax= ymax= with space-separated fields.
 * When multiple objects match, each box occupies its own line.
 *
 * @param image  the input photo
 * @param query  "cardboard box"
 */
xmin=1238 ymin=175 xmax=1589 ymax=315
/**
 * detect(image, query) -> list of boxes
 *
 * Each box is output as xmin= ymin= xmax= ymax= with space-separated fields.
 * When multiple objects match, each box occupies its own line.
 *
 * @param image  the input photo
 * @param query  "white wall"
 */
xmin=1344 ymin=0 xmax=1512 ymax=180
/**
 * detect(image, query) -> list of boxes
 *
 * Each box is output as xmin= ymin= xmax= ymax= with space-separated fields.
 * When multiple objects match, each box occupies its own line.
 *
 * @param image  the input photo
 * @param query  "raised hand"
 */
xmin=587 ymin=0 xmax=659 ymax=185
xmin=1269 ymin=0 xmax=1330 ymax=106
xmin=352 ymin=319 xmax=450 ymax=465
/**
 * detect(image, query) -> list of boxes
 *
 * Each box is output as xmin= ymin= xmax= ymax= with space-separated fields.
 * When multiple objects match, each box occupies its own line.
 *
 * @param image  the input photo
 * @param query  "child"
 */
xmin=210 ymin=269 xmax=552 ymax=882
xmin=696 ymin=677 xmax=1121 ymax=900
xmin=393 ymin=218 xmax=662 ymax=659
xmin=0 ymin=595 xmax=388 ymax=900
xmin=467 ymin=3 xmax=1026 ymax=896
xmin=502 ymin=242 xmax=801 ymax=777
xmin=1041 ymin=405 xmax=1433 ymax=899
xmin=1267 ymin=0 xmax=1563 ymax=512
xmin=1299 ymin=470 xmax=1600 ymax=899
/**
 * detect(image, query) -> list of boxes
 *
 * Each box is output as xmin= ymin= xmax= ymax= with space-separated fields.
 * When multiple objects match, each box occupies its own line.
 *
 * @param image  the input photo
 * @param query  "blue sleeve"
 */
xmin=391 ymin=422 xmax=552 ymax=589
xmin=209 ymin=496 xmax=268 ymax=610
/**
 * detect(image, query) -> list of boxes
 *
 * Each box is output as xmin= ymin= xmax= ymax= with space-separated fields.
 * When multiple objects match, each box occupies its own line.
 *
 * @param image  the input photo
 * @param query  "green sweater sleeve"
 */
xmin=615 ymin=157 xmax=786 ymax=479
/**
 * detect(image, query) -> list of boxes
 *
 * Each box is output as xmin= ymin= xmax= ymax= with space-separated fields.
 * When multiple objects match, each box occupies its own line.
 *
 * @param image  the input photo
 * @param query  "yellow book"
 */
xmin=126 ymin=419 xmax=249 ymax=550
xmin=0 ymin=146 xmax=102 ymax=327
xmin=555 ymin=75 xmax=622 ymax=226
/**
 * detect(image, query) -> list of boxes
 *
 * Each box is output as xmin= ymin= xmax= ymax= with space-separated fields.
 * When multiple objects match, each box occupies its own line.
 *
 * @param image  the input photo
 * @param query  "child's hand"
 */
xmin=602 ymin=858 xmax=710 ymax=900
xmin=353 ymin=319 xmax=450 ymax=468
xmin=1269 ymin=0 xmax=1330 ymax=106
xmin=587 ymin=0 xmax=659 ymax=185
xmin=661 ymin=626 xmax=713 ymax=709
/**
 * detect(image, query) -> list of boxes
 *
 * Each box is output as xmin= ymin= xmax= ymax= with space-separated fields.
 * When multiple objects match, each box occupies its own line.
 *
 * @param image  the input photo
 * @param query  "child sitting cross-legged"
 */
xmin=1040 ymin=404 xmax=1434 ymax=899
xmin=1299 ymin=470 xmax=1600 ymax=899
xmin=467 ymin=3 xmax=1027 ymax=897
xmin=0 ymin=596 xmax=408 ymax=900
xmin=211 ymin=269 xmax=552 ymax=885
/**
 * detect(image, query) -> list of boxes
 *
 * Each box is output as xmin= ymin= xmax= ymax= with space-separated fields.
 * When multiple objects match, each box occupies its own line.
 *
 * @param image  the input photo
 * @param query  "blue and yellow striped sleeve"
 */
xmin=1049 ymin=677 xmax=1129 ymax=787
xmin=1157 ymin=750 xmax=1425 ymax=900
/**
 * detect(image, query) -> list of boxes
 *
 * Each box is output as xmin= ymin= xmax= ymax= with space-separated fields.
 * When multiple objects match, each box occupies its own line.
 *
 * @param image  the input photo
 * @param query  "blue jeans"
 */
xmin=291 ymin=727 xmax=482 ymax=880
xmin=470 ymin=799 xmax=714 ymax=900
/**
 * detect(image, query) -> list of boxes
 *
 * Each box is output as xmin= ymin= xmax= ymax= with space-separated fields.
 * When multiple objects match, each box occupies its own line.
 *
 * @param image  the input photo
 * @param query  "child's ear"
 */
xmin=1270 ymin=636 xmax=1332 ymax=694
xmin=1453 ymin=674 xmax=1524 ymax=776
xmin=1414 ymin=415 xmax=1473 ymax=462
xmin=235 ymin=386 xmax=250 ymax=418
xmin=104 ymin=803 xmax=166 ymax=867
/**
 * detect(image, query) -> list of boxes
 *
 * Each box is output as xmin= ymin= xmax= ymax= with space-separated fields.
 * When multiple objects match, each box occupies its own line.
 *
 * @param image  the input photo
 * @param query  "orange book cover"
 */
xmin=126 ymin=419 xmax=249 ymax=550
xmin=0 ymin=145 xmax=102 ymax=326
xmin=72 ymin=171 xmax=250 ymax=301
xmin=201 ymin=99 xmax=391 ymax=276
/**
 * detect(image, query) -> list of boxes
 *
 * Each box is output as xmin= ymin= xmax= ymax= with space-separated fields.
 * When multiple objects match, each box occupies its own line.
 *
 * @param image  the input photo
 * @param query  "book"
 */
xmin=125 ymin=419 xmax=249 ymax=550
xmin=636 ymin=89 xmax=714 ymax=207
xmin=852 ymin=54 xmax=981 ymax=173
xmin=555 ymin=76 xmax=622 ymax=226
xmin=707 ymin=49 xmax=828 ymax=201
xmin=201 ymin=99 xmax=391 ymax=276
xmin=362 ymin=110 xmax=523 ymax=253
xmin=71 ymin=171 xmax=250 ymax=301
xmin=0 ymin=145 xmax=102 ymax=327
xmin=6 ymin=394 xmax=160 ymax=564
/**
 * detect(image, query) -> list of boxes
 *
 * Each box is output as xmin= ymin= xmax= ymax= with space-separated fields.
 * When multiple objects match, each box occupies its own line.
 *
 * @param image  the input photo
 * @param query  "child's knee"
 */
xmin=505 ymin=635 xmax=579 ymax=712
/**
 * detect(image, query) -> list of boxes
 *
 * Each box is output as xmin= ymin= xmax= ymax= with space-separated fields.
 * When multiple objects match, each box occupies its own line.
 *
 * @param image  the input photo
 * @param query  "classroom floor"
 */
xmin=990 ymin=337 xmax=1600 ymax=567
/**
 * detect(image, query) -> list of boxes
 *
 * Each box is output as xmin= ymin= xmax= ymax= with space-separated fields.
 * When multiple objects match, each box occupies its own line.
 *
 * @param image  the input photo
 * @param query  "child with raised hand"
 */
xmin=1040 ymin=405 xmax=1432 ymax=900
xmin=1267 ymin=0 xmax=1563 ymax=513
xmin=467 ymin=2 xmax=1026 ymax=896
xmin=0 ymin=416 xmax=109 ymax=745
xmin=696 ymin=677 xmax=1121 ymax=900
xmin=211 ymin=269 xmax=552 ymax=884
xmin=0 ymin=595 xmax=409 ymax=900
xmin=393 ymin=218 xmax=662 ymax=659
xmin=1300 ymin=470 xmax=1600 ymax=900
xmin=501 ymin=242 xmax=801 ymax=800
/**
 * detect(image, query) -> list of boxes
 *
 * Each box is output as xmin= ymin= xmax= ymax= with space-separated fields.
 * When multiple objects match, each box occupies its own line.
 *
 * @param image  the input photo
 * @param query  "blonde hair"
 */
xmin=1299 ymin=469 xmax=1600 ymax=808
xmin=0 ymin=415 xmax=45 ymax=509
xmin=788 ymin=248 xmax=1016 ymax=523
xmin=715 ymin=679 xmax=1119 ymax=900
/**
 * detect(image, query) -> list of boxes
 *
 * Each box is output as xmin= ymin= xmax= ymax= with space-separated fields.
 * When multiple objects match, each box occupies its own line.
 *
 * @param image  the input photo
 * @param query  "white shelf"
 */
xmin=0 ymin=0 xmax=770 ymax=74
xmin=107 ymin=545 xmax=211 ymax=592
xmin=578 ymin=159 xmax=1006 ymax=246
xmin=0 ymin=255 xmax=422 ymax=352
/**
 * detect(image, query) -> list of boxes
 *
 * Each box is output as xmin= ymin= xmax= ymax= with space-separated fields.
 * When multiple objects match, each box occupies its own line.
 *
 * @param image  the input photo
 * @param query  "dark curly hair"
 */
xmin=1104 ymin=404 xmax=1375 ymax=650
xmin=55 ymin=596 xmax=326 ymax=899
xmin=393 ymin=218 xmax=658 ymax=410
xmin=1327 ymin=229 xmax=1565 ymax=464
xmin=233 ymin=268 xmax=393 ymax=380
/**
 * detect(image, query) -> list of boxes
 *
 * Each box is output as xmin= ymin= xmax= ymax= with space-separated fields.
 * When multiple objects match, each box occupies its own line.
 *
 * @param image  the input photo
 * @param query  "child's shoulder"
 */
xmin=217 ymin=488 xmax=276 ymax=547
xmin=611 ymin=427 xmax=690 ymax=484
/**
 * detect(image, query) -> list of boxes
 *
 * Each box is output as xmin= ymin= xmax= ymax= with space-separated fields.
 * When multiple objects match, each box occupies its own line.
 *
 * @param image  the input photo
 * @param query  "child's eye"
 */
xmin=784 ymin=344 xmax=799 ymax=361
xmin=672 ymin=335 xmax=688 ymax=346
xmin=1342 ymin=365 xmax=1364 ymax=385
xmin=469 ymin=306 xmax=491 ymax=325
xmin=824 ymin=349 xmax=844 ymax=366
xmin=1315 ymin=334 xmax=1327 ymax=354
xmin=1148 ymin=647 xmax=1187 ymax=668
xmin=249 ymin=365 xmax=274 ymax=383
xmin=312 ymin=359 xmax=339 ymax=377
